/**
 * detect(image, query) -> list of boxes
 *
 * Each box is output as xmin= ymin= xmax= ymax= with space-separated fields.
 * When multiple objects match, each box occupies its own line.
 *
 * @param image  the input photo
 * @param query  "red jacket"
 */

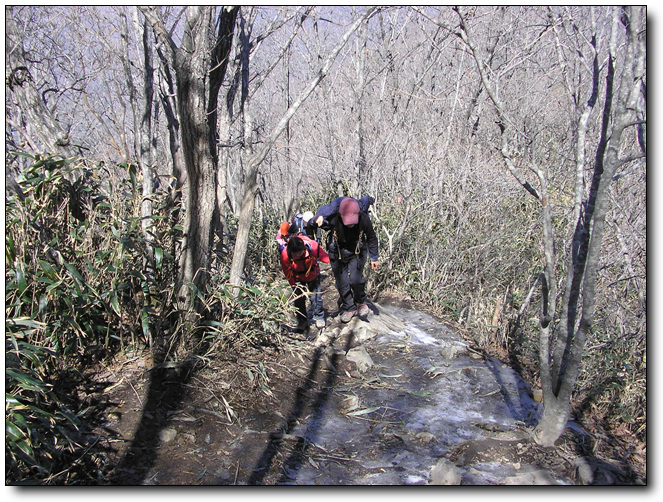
xmin=280 ymin=235 xmax=330 ymax=286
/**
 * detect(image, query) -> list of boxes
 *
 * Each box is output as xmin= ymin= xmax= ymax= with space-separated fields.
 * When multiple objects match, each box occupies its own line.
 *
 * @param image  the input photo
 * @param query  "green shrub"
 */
xmin=6 ymin=317 xmax=84 ymax=483
xmin=5 ymin=154 xmax=181 ymax=483
xmin=201 ymin=281 xmax=291 ymax=352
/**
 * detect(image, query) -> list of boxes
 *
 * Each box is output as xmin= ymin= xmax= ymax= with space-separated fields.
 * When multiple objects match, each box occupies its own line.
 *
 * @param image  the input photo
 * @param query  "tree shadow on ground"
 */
xmin=247 ymin=327 xmax=355 ymax=485
xmin=502 ymin=323 xmax=643 ymax=484
xmin=107 ymin=359 xmax=196 ymax=485
xmin=568 ymin=381 xmax=645 ymax=484
xmin=484 ymin=356 xmax=538 ymax=427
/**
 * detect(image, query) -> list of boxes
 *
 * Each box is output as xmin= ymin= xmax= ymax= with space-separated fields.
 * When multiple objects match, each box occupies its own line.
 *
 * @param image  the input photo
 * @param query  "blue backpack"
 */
xmin=290 ymin=213 xmax=307 ymax=235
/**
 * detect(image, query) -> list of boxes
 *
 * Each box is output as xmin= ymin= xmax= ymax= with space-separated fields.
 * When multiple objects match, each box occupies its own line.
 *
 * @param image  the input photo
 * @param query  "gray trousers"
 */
xmin=330 ymin=248 xmax=368 ymax=313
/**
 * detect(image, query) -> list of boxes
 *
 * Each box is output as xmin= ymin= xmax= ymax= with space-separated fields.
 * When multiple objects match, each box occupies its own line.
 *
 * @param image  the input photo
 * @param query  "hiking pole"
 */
xmin=314 ymin=224 xmax=323 ymax=326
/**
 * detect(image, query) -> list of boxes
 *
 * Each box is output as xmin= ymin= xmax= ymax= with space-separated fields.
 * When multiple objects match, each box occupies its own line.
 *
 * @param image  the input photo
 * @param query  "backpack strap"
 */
xmin=333 ymin=228 xmax=365 ymax=255
xmin=355 ymin=230 xmax=364 ymax=255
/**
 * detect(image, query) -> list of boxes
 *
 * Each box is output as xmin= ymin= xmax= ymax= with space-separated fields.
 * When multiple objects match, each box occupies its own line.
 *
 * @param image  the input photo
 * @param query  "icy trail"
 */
xmin=106 ymin=300 xmax=592 ymax=485
xmin=231 ymin=302 xmax=574 ymax=485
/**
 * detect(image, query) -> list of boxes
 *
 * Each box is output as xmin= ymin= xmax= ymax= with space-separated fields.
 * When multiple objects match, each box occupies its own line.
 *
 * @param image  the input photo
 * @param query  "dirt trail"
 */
xmin=90 ymin=283 xmax=629 ymax=485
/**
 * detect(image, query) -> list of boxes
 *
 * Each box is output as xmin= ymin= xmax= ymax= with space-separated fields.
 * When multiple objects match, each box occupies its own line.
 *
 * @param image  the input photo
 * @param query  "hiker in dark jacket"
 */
xmin=313 ymin=196 xmax=379 ymax=323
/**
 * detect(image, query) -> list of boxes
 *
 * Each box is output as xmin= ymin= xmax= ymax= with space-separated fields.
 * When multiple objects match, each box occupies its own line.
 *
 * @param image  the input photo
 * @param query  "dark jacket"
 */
xmin=315 ymin=196 xmax=378 ymax=262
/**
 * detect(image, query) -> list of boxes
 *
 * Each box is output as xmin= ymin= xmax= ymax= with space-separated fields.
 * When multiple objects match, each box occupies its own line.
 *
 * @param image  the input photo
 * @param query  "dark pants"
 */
xmin=293 ymin=275 xmax=323 ymax=325
xmin=330 ymin=248 xmax=368 ymax=313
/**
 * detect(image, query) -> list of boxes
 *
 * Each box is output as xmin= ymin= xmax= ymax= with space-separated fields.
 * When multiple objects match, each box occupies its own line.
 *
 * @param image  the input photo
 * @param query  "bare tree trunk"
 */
xmin=5 ymin=7 xmax=76 ymax=158
xmin=153 ymin=36 xmax=187 ymax=277
xmin=353 ymin=13 xmax=368 ymax=195
xmin=208 ymin=7 xmax=238 ymax=245
xmin=136 ymin=12 xmax=155 ymax=247
xmin=176 ymin=7 xmax=229 ymax=302
xmin=551 ymin=10 xmax=601 ymax=389
xmin=119 ymin=7 xmax=158 ymax=345
xmin=141 ymin=6 xmax=237 ymax=309
xmin=455 ymin=5 xmax=646 ymax=446
xmin=282 ymin=43 xmax=295 ymax=218
xmin=534 ymin=6 xmax=645 ymax=446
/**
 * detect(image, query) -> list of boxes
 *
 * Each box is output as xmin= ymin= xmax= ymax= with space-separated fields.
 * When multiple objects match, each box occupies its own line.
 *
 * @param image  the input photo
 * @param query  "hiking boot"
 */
xmin=357 ymin=303 xmax=370 ymax=317
xmin=340 ymin=310 xmax=356 ymax=323
xmin=315 ymin=318 xmax=326 ymax=329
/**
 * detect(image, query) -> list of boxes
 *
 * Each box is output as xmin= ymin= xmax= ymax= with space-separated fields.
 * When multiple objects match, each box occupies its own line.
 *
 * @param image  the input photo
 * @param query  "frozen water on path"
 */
xmin=285 ymin=302 xmax=550 ymax=485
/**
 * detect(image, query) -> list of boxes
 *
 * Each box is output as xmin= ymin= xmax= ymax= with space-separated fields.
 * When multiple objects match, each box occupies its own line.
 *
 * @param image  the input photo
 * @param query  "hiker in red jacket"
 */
xmin=280 ymin=235 xmax=330 ymax=333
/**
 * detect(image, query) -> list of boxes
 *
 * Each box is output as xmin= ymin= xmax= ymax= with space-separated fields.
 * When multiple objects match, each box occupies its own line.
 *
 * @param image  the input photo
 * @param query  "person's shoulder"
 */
xmin=359 ymin=211 xmax=373 ymax=225
xmin=316 ymin=203 xmax=334 ymax=216
xmin=298 ymin=234 xmax=317 ymax=247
